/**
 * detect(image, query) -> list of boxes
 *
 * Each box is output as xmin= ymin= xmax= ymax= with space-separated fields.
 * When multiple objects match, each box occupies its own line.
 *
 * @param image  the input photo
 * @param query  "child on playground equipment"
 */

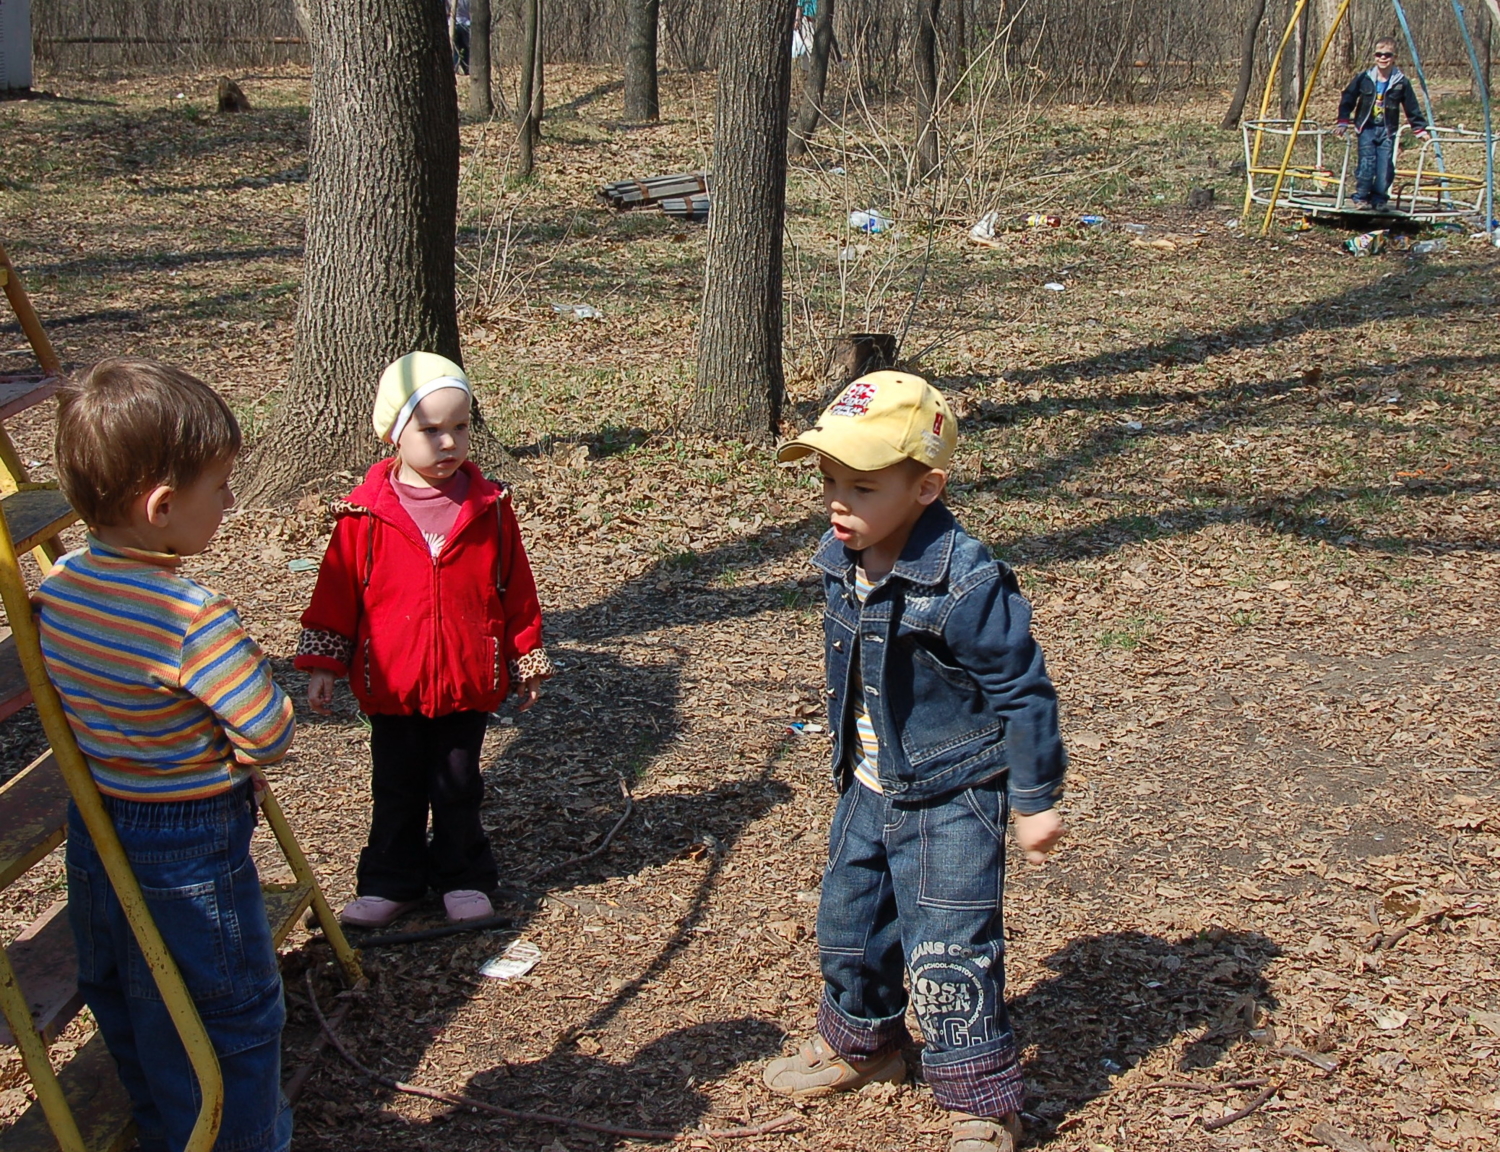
xmin=37 ymin=359 xmax=295 ymax=1152
xmin=763 ymin=372 xmax=1068 ymax=1152
xmin=296 ymin=352 xmax=551 ymax=930
xmin=1336 ymin=37 xmax=1431 ymax=212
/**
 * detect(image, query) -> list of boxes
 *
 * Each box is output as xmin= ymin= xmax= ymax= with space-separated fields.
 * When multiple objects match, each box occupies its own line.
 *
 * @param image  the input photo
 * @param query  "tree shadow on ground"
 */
xmin=282 ymin=635 xmax=793 ymax=1148
xmin=1007 ymin=929 xmax=1280 ymax=1141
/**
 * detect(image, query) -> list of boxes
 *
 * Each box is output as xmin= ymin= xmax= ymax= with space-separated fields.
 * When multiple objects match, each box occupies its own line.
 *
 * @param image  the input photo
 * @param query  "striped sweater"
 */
xmin=36 ymin=538 xmax=294 ymax=801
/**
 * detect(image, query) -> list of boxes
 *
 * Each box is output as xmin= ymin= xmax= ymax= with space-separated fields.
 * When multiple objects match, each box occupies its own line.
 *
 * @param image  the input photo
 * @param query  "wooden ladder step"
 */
xmin=0 ymin=753 xmax=68 ymax=893
xmin=0 ymin=489 xmax=74 ymax=555
xmin=0 ymin=631 xmax=34 ymax=724
xmin=263 ymin=881 xmax=314 ymax=948
xmin=0 ymin=376 xmax=61 ymax=423
xmin=0 ymin=902 xmax=81 ymax=1047
xmin=0 ymin=884 xmax=317 ymax=1053
xmin=0 ymin=1031 xmax=134 ymax=1152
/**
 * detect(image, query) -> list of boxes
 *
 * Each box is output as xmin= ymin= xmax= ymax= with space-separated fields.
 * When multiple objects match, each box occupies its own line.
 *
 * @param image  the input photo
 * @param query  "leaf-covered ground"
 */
xmin=2 ymin=64 xmax=1498 ymax=1152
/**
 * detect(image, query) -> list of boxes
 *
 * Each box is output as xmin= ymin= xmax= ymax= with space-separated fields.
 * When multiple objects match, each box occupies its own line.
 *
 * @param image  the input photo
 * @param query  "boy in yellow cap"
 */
xmin=296 ymin=352 xmax=552 ymax=929
xmin=764 ymin=372 xmax=1067 ymax=1152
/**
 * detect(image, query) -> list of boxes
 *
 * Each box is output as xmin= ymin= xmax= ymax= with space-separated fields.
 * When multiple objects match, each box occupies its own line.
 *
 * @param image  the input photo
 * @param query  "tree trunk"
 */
xmin=789 ymin=0 xmax=836 ymax=157
xmin=469 ymin=0 xmax=493 ymax=117
xmin=530 ymin=1 xmax=545 ymax=143
xmin=1278 ymin=0 xmax=1296 ymax=120
xmin=245 ymin=0 xmax=460 ymax=502
xmin=691 ymin=0 xmax=796 ymax=440
xmin=518 ymin=0 xmax=538 ymax=176
xmin=623 ymin=0 xmax=661 ymax=121
xmin=946 ymin=0 xmax=968 ymax=100
xmin=1218 ymin=0 xmax=1266 ymax=128
xmin=913 ymin=0 xmax=941 ymax=180
xmin=1293 ymin=8 xmax=1308 ymax=109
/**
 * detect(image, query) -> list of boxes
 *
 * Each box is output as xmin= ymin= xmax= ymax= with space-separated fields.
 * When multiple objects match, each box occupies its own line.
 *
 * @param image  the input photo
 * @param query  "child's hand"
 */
xmin=515 ymin=674 xmax=544 ymax=712
xmin=1014 ymin=808 xmax=1064 ymax=865
xmin=307 ymin=670 xmax=336 ymax=715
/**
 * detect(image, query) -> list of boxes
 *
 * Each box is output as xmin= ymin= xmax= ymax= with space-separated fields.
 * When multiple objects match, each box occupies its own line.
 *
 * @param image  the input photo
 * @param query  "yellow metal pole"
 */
xmin=1243 ymin=0 xmax=1312 ymax=221
xmin=1260 ymin=0 xmax=1353 ymax=235
xmin=255 ymin=782 xmax=364 ymax=987
xmin=0 ymin=243 xmax=61 ymax=379
xmin=0 ymin=525 xmax=224 ymax=1151
xmin=0 ymin=948 xmax=87 ymax=1152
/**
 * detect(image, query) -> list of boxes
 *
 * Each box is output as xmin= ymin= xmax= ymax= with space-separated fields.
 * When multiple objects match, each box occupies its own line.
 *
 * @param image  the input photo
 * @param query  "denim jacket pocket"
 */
xmin=909 ymin=643 xmax=975 ymax=691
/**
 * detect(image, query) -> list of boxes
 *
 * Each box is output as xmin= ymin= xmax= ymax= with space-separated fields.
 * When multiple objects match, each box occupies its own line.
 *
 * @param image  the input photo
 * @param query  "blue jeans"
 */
xmin=815 ymin=776 xmax=1024 ymax=1118
xmin=1355 ymin=124 xmax=1395 ymax=209
xmin=66 ymin=784 xmax=291 ymax=1152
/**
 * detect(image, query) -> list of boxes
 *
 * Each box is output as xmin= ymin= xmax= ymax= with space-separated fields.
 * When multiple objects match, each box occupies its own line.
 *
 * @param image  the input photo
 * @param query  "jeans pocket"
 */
xmin=128 ymin=876 xmax=235 ymax=1003
xmin=916 ymin=786 xmax=1005 ymax=911
xmin=65 ymin=861 xmax=106 ymax=985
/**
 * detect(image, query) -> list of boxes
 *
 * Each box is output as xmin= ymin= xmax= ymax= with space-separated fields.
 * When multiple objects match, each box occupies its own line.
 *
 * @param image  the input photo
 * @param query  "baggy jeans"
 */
xmin=1355 ymin=124 xmax=1396 ymax=209
xmin=66 ymin=783 xmax=291 ymax=1152
xmin=815 ymin=775 xmax=1025 ymax=1118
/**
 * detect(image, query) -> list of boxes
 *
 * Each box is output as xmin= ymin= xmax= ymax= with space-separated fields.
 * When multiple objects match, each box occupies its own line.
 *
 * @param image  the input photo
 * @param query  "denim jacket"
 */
xmin=813 ymin=500 xmax=1066 ymax=811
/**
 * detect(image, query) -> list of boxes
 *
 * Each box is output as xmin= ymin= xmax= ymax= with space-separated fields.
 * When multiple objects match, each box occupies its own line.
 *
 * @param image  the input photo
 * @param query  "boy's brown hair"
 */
xmin=55 ymin=358 xmax=241 ymax=528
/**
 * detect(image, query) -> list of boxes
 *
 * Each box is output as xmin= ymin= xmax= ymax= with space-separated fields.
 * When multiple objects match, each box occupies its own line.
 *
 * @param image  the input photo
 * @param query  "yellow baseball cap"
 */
xmin=776 ymin=371 xmax=957 ymax=472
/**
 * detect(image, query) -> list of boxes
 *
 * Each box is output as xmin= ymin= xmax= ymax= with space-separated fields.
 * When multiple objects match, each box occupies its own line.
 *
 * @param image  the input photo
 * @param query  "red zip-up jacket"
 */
xmin=294 ymin=459 xmax=549 ymax=717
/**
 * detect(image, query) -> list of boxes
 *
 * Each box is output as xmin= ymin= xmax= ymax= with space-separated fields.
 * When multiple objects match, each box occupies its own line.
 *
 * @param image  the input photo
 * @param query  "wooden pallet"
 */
xmin=599 ymin=171 xmax=711 ymax=209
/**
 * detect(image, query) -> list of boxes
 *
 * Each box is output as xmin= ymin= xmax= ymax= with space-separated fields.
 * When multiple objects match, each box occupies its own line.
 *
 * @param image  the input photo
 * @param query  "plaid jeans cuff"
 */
xmin=922 ymin=1040 xmax=1026 ymax=1117
xmin=817 ymin=993 xmax=909 ymax=1061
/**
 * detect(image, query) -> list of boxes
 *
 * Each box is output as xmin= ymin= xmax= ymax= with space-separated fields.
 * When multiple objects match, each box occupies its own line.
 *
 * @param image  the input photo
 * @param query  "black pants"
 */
xmin=357 ymin=711 xmax=498 ymax=901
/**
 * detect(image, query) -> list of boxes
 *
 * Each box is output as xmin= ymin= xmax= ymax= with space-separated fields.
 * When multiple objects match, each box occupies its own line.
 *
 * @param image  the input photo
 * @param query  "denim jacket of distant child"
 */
xmin=813 ymin=499 xmax=1066 ymax=811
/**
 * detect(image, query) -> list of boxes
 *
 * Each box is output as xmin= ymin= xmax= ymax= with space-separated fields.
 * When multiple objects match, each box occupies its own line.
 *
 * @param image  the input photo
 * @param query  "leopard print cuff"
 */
xmin=508 ymin=648 xmax=555 ymax=686
xmin=297 ymin=628 xmax=353 ymax=669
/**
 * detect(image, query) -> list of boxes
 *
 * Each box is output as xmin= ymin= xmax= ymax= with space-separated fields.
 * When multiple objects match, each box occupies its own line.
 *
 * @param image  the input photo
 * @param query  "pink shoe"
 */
xmin=443 ymin=889 xmax=494 ymax=922
xmin=339 ymin=895 xmax=419 ymax=929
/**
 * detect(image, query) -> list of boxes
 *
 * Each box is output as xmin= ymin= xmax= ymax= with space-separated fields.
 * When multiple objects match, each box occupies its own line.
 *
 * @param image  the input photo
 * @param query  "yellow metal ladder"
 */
xmin=0 ymin=242 xmax=362 ymax=1152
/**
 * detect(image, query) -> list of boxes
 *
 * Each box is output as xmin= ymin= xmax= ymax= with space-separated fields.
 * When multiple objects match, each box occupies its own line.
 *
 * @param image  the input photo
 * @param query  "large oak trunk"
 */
xmin=690 ymin=0 xmax=796 ymax=440
xmin=623 ymin=0 xmax=661 ymax=121
xmin=245 ymin=0 xmax=461 ymax=503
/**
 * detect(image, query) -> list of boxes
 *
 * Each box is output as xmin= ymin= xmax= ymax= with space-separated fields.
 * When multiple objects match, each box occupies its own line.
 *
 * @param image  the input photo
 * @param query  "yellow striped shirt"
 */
xmin=36 ymin=538 xmax=294 ymax=801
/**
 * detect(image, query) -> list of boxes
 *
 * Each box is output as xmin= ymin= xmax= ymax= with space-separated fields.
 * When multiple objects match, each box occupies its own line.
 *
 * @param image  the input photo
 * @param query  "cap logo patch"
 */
xmin=830 ymin=381 xmax=878 ymax=417
xmin=932 ymin=412 xmax=944 ymax=436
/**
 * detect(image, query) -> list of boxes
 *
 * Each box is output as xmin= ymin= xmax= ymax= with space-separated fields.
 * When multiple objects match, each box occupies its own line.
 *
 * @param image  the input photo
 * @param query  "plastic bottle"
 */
xmin=1122 ymin=222 xmax=1147 ymax=235
xmin=1411 ymin=238 xmax=1446 ymax=255
xmin=1079 ymin=215 xmax=1106 ymax=227
xmin=1026 ymin=213 xmax=1062 ymax=228
xmin=848 ymin=209 xmax=890 ymax=234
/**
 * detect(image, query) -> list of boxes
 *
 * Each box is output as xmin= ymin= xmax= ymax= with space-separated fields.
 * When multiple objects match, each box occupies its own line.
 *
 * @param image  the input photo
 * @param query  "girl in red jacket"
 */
xmin=295 ymin=352 xmax=551 ymax=929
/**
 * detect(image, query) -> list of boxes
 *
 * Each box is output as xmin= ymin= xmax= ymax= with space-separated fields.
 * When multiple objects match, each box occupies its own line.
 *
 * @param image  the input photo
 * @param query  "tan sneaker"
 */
xmin=762 ymin=1034 xmax=906 ymax=1098
xmin=950 ymin=1112 xmax=1023 ymax=1152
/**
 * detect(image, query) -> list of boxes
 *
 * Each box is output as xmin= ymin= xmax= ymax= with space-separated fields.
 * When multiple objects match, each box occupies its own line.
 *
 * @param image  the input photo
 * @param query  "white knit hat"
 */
xmin=372 ymin=352 xmax=472 ymax=444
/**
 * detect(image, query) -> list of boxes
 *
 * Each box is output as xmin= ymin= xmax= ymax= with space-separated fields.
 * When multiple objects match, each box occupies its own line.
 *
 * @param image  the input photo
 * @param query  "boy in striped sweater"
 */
xmin=36 ymin=359 xmax=295 ymax=1152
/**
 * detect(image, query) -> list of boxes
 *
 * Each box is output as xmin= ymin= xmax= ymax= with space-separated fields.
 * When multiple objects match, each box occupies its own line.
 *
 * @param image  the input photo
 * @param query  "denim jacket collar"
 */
xmin=810 ymin=500 xmax=958 ymax=588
